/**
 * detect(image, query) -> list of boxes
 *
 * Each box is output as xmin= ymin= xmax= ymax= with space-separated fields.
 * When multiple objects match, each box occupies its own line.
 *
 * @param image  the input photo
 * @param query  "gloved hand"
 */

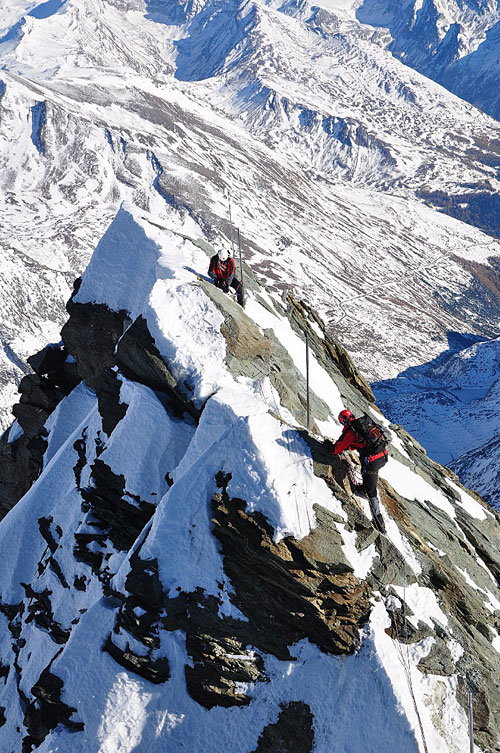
xmin=323 ymin=438 xmax=335 ymax=453
xmin=221 ymin=280 xmax=229 ymax=293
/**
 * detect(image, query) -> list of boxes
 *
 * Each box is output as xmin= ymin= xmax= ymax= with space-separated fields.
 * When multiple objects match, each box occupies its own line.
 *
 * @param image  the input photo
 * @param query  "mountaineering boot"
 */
xmin=368 ymin=496 xmax=386 ymax=534
xmin=352 ymin=484 xmax=367 ymax=498
xmin=236 ymin=282 xmax=245 ymax=308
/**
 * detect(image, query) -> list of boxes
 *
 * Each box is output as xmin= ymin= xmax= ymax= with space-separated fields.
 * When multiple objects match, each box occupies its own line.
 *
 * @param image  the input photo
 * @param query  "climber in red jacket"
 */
xmin=208 ymin=249 xmax=244 ymax=306
xmin=327 ymin=409 xmax=388 ymax=533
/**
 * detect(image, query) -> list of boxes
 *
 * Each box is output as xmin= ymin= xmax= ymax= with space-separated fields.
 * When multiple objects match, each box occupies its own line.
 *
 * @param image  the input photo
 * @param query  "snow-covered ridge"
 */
xmin=1 ymin=204 xmax=500 ymax=752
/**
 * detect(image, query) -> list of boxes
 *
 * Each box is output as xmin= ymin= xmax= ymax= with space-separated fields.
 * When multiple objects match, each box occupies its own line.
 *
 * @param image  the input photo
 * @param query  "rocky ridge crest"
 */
xmin=0 ymin=209 xmax=499 ymax=752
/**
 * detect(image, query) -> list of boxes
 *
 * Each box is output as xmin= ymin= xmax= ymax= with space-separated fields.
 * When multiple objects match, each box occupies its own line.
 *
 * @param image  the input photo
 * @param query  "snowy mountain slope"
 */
xmin=1 ymin=202 xmax=500 ymax=752
xmin=2 ymin=0 xmax=500 ymax=435
xmin=356 ymin=0 xmax=500 ymax=121
xmin=373 ymin=334 xmax=500 ymax=507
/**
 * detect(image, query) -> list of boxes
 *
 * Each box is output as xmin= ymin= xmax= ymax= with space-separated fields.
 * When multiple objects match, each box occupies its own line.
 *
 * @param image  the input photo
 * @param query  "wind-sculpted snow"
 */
xmin=2 ymin=205 xmax=500 ymax=752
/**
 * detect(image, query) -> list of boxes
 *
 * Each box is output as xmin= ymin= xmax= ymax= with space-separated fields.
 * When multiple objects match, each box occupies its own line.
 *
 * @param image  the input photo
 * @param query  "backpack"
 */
xmin=351 ymin=414 xmax=389 ymax=454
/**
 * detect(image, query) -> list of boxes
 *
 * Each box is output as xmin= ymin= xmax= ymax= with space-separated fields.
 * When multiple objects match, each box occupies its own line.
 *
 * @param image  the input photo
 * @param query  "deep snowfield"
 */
xmin=1 ymin=0 xmax=500 ymax=431
xmin=1 ymin=203 xmax=496 ymax=753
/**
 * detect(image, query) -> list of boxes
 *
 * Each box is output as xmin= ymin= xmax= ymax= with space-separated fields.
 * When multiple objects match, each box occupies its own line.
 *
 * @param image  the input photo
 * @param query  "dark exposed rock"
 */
xmin=108 ymin=476 xmax=371 ymax=711
xmin=162 ymin=589 xmax=270 ymax=708
xmin=18 ymin=374 xmax=64 ymax=413
xmin=203 ymin=283 xmax=331 ymax=432
xmin=80 ymin=459 xmax=155 ymax=552
xmin=23 ymin=668 xmax=83 ymax=753
xmin=48 ymin=556 xmax=70 ymax=590
xmin=184 ymin=631 xmax=267 ymax=709
xmin=27 ymin=343 xmax=67 ymax=376
xmin=72 ymin=429 xmax=87 ymax=488
xmin=0 ymin=661 xmax=9 ymax=681
xmin=62 ymin=301 xmax=130 ymax=391
xmin=104 ymin=552 xmax=168 ymax=684
xmin=0 ymin=432 xmax=48 ymax=521
xmin=21 ymin=583 xmax=70 ymax=645
xmin=97 ymin=370 xmax=128 ymax=436
xmin=105 ymin=460 xmax=371 ymax=709
xmin=252 ymin=701 xmax=315 ymax=753
xmin=12 ymin=403 xmax=50 ymax=438
xmin=0 ymin=337 xmax=82 ymax=522
xmin=38 ymin=516 xmax=62 ymax=555
xmin=73 ymin=531 xmax=106 ymax=573
xmin=0 ymin=706 xmax=5 ymax=727
xmin=384 ymin=595 xmax=433 ymax=644
xmin=125 ymin=552 xmax=164 ymax=612
xmin=27 ymin=340 xmax=82 ymax=397
xmin=211 ymin=492 xmax=372 ymax=658
xmin=456 ymin=507 xmax=500 ymax=587
xmin=115 ymin=315 xmax=201 ymax=420
xmin=103 ymin=635 xmax=170 ymax=685
xmin=73 ymin=575 xmax=87 ymax=592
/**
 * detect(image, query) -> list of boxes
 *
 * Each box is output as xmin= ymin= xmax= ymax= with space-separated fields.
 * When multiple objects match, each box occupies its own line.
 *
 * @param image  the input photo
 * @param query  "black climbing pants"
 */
xmin=361 ymin=454 xmax=388 ymax=498
xmin=215 ymin=277 xmax=244 ymax=306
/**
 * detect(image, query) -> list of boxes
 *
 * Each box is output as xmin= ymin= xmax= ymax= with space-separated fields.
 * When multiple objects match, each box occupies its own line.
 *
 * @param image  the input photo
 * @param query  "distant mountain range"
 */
xmin=0 ymin=0 xmax=499 ymax=504
xmin=373 ymin=332 xmax=500 ymax=507
xmin=357 ymin=0 xmax=500 ymax=120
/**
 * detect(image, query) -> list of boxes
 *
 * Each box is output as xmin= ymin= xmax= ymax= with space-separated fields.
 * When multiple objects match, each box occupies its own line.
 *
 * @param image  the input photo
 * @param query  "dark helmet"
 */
xmin=338 ymin=409 xmax=354 ymax=425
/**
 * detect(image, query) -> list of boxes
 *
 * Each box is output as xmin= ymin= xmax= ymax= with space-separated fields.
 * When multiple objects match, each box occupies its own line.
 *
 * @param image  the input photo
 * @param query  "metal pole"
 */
xmin=468 ymin=689 xmax=474 ymax=753
xmin=237 ymin=227 xmax=243 ymax=282
xmin=227 ymin=192 xmax=236 ymax=258
xmin=305 ymin=333 xmax=310 ymax=431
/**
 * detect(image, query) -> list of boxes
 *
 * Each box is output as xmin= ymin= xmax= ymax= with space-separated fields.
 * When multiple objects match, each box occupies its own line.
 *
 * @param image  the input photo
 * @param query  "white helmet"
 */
xmin=218 ymin=249 xmax=229 ymax=262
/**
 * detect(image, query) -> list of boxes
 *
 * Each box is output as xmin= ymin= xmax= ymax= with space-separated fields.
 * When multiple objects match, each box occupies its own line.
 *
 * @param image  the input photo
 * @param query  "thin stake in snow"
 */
xmin=227 ymin=191 xmax=236 ymax=259
xmin=237 ymin=227 xmax=244 ymax=285
xmin=305 ymin=332 xmax=310 ymax=431
xmin=468 ymin=688 xmax=474 ymax=753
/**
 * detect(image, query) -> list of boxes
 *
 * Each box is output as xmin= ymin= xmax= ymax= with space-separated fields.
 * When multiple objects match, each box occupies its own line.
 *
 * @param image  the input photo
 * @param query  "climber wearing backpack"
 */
xmin=326 ymin=409 xmax=389 ymax=533
xmin=208 ymin=249 xmax=244 ymax=306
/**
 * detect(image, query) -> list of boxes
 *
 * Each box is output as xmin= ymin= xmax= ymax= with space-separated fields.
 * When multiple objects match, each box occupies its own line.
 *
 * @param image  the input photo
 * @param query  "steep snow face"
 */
xmin=0 ymin=0 xmax=500 ymax=435
xmin=1 ymin=204 xmax=500 ymax=753
xmin=374 ymin=334 xmax=500 ymax=507
xmin=356 ymin=0 xmax=500 ymax=120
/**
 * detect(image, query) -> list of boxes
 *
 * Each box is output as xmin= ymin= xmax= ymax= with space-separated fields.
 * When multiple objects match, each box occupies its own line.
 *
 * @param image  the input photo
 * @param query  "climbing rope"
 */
xmin=340 ymin=451 xmax=430 ymax=753
xmin=378 ymin=534 xmax=430 ymax=753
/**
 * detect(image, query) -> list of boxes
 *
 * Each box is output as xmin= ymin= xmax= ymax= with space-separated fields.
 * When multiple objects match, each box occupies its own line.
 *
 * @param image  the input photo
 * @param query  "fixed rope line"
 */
xmin=341 ymin=451 xmax=430 ymax=753
xmin=377 ymin=534 xmax=430 ymax=753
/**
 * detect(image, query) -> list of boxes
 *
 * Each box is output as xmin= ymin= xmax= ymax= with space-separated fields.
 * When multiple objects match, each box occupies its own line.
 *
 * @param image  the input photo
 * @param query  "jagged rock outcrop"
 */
xmin=0 ymin=343 xmax=81 ymax=520
xmin=23 ymin=668 xmax=84 ymax=753
xmin=252 ymin=701 xmax=315 ymax=753
xmin=2 ymin=212 xmax=500 ymax=753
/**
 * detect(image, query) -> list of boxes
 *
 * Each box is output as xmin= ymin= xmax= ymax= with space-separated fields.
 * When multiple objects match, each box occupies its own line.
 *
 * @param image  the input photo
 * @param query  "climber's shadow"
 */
xmin=183 ymin=266 xmax=212 ymax=282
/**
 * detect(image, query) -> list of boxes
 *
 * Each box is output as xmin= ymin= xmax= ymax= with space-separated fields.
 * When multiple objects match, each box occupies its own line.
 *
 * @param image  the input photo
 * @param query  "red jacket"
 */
xmin=332 ymin=426 xmax=366 ymax=454
xmin=208 ymin=255 xmax=235 ymax=283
